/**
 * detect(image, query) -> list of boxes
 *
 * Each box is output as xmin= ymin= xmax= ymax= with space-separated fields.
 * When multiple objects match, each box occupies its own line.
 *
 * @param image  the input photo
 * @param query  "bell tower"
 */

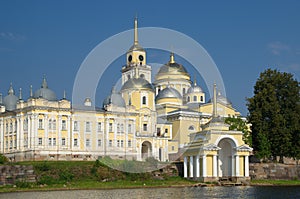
xmin=121 ymin=17 xmax=152 ymax=85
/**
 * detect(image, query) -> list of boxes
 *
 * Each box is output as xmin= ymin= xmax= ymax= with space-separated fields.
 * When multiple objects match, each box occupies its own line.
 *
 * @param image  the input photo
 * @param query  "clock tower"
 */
xmin=121 ymin=17 xmax=152 ymax=85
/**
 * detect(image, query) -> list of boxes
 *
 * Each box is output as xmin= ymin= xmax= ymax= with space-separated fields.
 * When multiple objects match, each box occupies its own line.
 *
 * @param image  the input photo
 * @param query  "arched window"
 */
xmin=140 ymin=74 xmax=145 ymax=79
xmin=183 ymin=88 xmax=186 ymax=94
xmin=127 ymin=74 xmax=131 ymax=80
xmin=193 ymin=96 xmax=197 ymax=102
xmin=142 ymin=96 xmax=147 ymax=105
xmin=187 ymin=96 xmax=190 ymax=102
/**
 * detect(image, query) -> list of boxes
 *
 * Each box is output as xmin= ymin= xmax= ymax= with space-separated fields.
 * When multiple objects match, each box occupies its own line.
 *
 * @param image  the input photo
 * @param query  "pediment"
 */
xmin=203 ymin=144 xmax=221 ymax=151
xmin=235 ymin=145 xmax=253 ymax=152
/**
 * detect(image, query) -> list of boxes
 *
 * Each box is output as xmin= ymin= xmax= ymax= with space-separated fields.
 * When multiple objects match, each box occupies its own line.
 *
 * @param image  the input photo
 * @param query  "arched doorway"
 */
xmin=141 ymin=141 xmax=152 ymax=160
xmin=217 ymin=138 xmax=236 ymax=177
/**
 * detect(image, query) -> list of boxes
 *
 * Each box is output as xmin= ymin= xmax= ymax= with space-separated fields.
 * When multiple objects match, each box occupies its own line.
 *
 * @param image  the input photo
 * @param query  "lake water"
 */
xmin=0 ymin=186 xmax=299 ymax=199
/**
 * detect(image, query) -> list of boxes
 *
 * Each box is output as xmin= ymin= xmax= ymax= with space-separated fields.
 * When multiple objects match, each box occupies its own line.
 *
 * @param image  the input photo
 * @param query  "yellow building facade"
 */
xmin=0 ymin=18 xmax=248 ymax=171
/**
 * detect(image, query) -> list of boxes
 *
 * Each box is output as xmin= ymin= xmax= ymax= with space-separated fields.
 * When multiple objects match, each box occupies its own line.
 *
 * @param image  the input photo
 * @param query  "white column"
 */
xmin=19 ymin=117 xmax=24 ymax=151
xmin=195 ymin=155 xmax=200 ymax=178
xmin=189 ymin=156 xmax=194 ymax=178
xmin=0 ymin=119 xmax=3 ymax=152
xmin=67 ymin=116 xmax=71 ymax=149
xmin=235 ymin=155 xmax=240 ymax=177
xmin=213 ymin=155 xmax=218 ymax=177
xmin=44 ymin=115 xmax=48 ymax=148
xmin=184 ymin=156 xmax=188 ymax=178
xmin=202 ymin=155 xmax=207 ymax=177
xmin=28 ymin=116 xmax=32 ymax=148
xmin=245 ymin=155 xmax=249 ymax=177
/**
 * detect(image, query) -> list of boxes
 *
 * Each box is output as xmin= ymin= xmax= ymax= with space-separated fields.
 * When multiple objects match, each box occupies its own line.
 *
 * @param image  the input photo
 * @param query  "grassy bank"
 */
xmin=251 ymin=179 xmax=300 ymax=186
xmin=0 ymin=158 xmax=196 ymax=193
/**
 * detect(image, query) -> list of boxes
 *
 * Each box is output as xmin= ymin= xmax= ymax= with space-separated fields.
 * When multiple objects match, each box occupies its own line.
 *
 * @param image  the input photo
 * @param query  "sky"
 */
xmin=0 ymin=0 xmax=299 ymax=116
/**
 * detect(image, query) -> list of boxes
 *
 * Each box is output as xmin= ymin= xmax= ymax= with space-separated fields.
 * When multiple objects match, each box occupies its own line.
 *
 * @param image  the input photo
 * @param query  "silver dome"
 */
xmin=156 ymin=53 xmax=188 ymax=76
xmin=187 ymin=82 xmax=203 ymax=94
xmin=208 ymin=92 xmax=232 ymax=106
xmin=34 ymin=77 xmax=57 ymax=101
xmin=3 ymin=84 xmax=18 ymax=111
xmin=121 ymin=77 xmax=154 ymax=91
xmin=156 ymin=87 xmax=182 ymax=101
xmin=103 ymin=88 xmax=126 ymax=108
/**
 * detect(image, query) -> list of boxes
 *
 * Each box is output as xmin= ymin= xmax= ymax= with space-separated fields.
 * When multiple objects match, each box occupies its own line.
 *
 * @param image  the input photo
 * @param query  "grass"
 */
xmin=251 ymin=179 xmax=300 ymax=186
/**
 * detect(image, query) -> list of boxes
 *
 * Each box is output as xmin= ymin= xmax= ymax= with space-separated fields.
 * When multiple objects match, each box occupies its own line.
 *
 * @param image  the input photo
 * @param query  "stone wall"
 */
xmin=250 ymin=163 xmax=300 ymax=180
xmin=0 ymin=165 xmax=36 ymax=185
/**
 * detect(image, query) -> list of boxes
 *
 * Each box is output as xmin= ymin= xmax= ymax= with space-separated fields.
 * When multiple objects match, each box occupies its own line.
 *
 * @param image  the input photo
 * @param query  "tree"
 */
xmin=225 ymin=117 xmax=252 ymax=146
xmin=247 ymin=69 xmax=300 ymax=162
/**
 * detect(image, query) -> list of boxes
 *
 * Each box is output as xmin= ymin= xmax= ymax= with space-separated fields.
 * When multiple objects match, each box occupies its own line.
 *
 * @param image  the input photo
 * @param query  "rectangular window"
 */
xmin=120 ymin=140 xmax=124 ymax=147
xmin=53 ymin=138 xmax=56 ymax=146
xmin=165 ymin=128 xmax=168 ymax=134
xmin=62 ymin=120 xmax=66 ymax=130
xmin=39 ymin=119 xmax=43 ymax=129
xmin=86 ymin=139 xmax=90 ymax=147
xmin=97 ymin=122 xmax=102 ymax=132
xmin=97 ymin=139 xmax=102 ymax=147
xmin=48 ymin=138 xmax=52 ymax=146
xmin=74 ymin=121 xmax=78 ymax=131
xmin=117 ymin=140 xmax=120 ymax=147
xmin=109 ymin=139 xmax=112 ymax=147
xmin=109 ymin=123 xmax=113 ymax=132
xmin=74 ymin=138 xmax=78 ymax=147
xmin=172 ymin=146 xmax=175 ymax=151
xmin=143 ymin=124 xmax=147 ymax=131
xmin=128 ymin=140 xmax=132 ymax=147
xmin=24 ymin=138 xmax=28 ymax=147
xmin=128 ymin=124 xmax=132 ymax=133
xmin=86 ymin=122 xmax=91 ymax=132
xmin=117 ymin=124 xmax=120 ymax=133
xmin=120 ymin=124 xmax=124 ymax=133
xmin=38 ymin=138 xmax=43 ymax=146
xmin=10 ymin=140 xmax=13 ymax=149
xmin=157 ymin=128 xmax=161 ymax=136
xmin=52 ymin=120 xmax=56 ymax=130
xmin=49 ymin=120 xmax=52 ymax=130
xmin=62 ymin=138 xmax=66 ymax=146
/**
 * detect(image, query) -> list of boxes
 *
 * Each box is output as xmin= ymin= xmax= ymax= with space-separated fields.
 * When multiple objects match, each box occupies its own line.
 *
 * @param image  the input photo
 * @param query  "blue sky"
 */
xmin=0 ymin=0 xmax=299 ymax=116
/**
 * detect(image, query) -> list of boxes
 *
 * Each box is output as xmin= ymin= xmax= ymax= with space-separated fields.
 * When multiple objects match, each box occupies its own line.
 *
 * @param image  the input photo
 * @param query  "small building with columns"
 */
xmin=183 ymin=84 xmax=252 ymax=182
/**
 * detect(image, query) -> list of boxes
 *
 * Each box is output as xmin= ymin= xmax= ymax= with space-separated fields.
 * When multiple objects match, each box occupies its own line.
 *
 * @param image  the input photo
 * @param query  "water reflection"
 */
xmin=0 ymin=186 xmax=299 ymax=199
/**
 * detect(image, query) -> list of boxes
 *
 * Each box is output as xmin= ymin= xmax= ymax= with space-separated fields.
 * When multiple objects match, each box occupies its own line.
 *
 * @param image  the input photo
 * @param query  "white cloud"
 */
xmin=267 ymin=41 xmax=290 ymax=55
xmin=0 ymin=32 xmax=26 ymax=41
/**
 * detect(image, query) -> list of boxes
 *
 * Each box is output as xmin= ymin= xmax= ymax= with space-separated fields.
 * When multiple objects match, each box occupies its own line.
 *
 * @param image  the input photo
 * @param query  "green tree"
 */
xmin=225 ymin=117 xmax=252 ymax=146
xmin=247 ymin=69 xmax=300 ymax=162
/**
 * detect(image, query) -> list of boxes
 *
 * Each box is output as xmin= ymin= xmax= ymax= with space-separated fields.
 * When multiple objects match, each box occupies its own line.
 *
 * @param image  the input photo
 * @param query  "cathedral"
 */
xmin=0 ymin=18 xmax=251 ymax=182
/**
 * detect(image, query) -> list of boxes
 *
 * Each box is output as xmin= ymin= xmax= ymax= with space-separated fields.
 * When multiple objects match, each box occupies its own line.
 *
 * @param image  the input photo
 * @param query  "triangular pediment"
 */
xmin=235 ymin=145 xmax=253 ymax=152
xmin=203 ymin=144 xmax=221 ymax=151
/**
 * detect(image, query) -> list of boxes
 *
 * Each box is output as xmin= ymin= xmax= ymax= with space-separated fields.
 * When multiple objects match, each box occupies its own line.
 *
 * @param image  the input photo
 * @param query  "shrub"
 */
xmin=38 ymin=175 xmax=56 ymax=185
xmin=59 ymin=170 xmax=74 ymax=182
xmin=0 ymin=154 xmax=8 ymax=164
xmin=15 ymin=180 xmax=32 ymax=188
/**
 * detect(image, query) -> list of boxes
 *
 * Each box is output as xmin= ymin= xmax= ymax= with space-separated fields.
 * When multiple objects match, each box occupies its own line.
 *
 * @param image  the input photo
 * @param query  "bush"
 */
xmin=35 ymin=161 xmax=51 ymax=172
xmin=59 ymin=170 xmax=74 ymax=182
xmin=38 ymin=175 xmax=56 ymax=185
xmin=15 ymin=180 xmax=32 ymax=188
xmin=0 ymin=154 xmax=8 ymax=164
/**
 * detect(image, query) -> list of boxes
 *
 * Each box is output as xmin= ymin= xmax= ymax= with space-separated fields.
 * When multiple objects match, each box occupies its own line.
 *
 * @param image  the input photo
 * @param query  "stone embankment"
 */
xmin=250 ymin=163 xmax=300 ymax=180
xmin=0 ymin=165 xmax=36 ymax=185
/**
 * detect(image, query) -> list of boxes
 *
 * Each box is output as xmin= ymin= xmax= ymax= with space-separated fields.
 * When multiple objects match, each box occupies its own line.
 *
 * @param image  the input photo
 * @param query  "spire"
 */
xmin=19 ymin=88 xmax=22 ymax=100
xmin=63 ymin=90 xmax=66 ymax=99
xmin=30 ymin=85 xmax=33 ymax=98
xmin=134 ymin=17 xmax=138 ymax=46
xmin=169 ymin=52 xmax=175 ymax=64
xmin=42 ymin=75 xmax=48 ymax=88
xmin=8 ymin=83 xmax=14 ymax=95
xmin=213 ymin=83 xmax=217 ymax=118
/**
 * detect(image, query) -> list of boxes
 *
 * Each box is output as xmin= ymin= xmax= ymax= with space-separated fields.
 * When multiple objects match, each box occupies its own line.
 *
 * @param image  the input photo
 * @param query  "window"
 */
xmin=86 ymin=122 xmax=91 ymax=132
xmin=157 ymin=128 xmax=161 ymax=136
xmin=128 ymin=124 xmax=132 ymax=133
xmin=127 ymin=74 xmax=131 ymax=80
xmin=97 ymin=139 xmax=102 ymax=147
xmin=74 ymin=138 xmax=78 ymax=147
xmin=172 ymin=146 xmax=175 ymax=151
xmin=165 ymin=128 xmax=168 ymax=134
xmin=53 ymin=138 xmax=56 ymax=146
xmin=23 ymin=119 xmax=28 ymax=131
xmin=38 ymin=138 xmax=43 ymax=146
xmin=6 ymin=124 xmax=8 ymax=133
xmin=188 ymin=125 xmax=195 ymax=131
xmin=120 ymin=124 xmax=124 ymax=133
xmin=183 ymin=88 xmax=186 ymax=94
xmin=49 ymin=119 xmax=52 ymax=130
xmin=74 ymin=121 xmax=78 ymax=131
xmin=117 ymin=140 xmax=120 ymax=147
xmin=193 ymin=96 xmax=197 ymax=102
xmin=121 ymin=140 xmax=124 ymax=147
xmin=10 ymin=140 xmax=12 ymax=149
xmin=117 ymin=124 xmax=120 ymax=133
xmin=39 ymin=119 xmax=43 ymax=129
xmin=187 ymin=96 xmax=190 ymax=102
xmin=48 ymin=138 xmax=52 ymax=146
xmin=62 ymin=138 xmax=66 ymax=146
xmin=10 ymin=123 xmax=13 ymax=132
xmin=109 ymin=123 xmax=113 ymax=132
xmin=24 ymin=138 xmax=28 ymax=147
xmin=142 ymin=96 xmax=147 ymax=105
xmin=128 ymin=140 xmax=132 ymax=147
xmin=53 ymin=120 xmax=56 ymax=130
xmin=109 ymin=140 xmax=112 ymax=147
xmin=200 ymin=96 xmax=203 ymax=102
xmin=86 ymin=139 xmax=90 ymax=147
xmin=97 ymin=122 xmax=102 ymax=132
xmin=143 ymin=124 xmax=147 ymax=131
xmin=62 ymin=120 xmax=66 ymax=130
